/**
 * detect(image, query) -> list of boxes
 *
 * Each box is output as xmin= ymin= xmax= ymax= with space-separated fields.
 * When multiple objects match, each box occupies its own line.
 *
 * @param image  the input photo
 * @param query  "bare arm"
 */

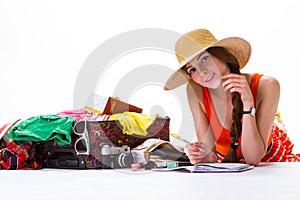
xmin=241 ymin=76 xmax=280 ymax=165
xmin=186 ymin=81 xmax=217 ymax=163
xmin=222 ymin=73 xmax=280 ymax=165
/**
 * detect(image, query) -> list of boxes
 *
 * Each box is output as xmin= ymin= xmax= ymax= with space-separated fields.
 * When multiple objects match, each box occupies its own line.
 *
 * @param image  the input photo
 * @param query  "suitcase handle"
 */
xmin=45 ymin=148 xmax=86 ymax=169
xmin=48 ymin=159 xmax=79 ymax=168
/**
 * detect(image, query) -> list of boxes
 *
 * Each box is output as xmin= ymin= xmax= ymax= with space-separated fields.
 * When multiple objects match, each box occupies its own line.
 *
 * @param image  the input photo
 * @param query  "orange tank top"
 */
xmin=202 ymin=73 xmax=272 ymax=158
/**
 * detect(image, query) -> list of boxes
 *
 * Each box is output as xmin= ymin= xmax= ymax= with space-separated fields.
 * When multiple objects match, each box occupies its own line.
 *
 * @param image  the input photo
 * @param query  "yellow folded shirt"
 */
xmin=109 ymin=112 xmax=155 ymax=136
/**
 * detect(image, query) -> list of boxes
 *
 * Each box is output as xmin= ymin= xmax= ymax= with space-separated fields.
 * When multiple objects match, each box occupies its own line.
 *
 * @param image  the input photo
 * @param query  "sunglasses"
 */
xmin=74 ymin=119 xmax=90 ymax=155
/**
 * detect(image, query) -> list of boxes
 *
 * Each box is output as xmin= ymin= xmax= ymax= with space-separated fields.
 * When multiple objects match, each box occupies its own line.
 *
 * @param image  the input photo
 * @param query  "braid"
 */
xmin=222 ymin=91 xmax=243 ymax=162
xmin=207 ymin=47 xmax=244 ymax=163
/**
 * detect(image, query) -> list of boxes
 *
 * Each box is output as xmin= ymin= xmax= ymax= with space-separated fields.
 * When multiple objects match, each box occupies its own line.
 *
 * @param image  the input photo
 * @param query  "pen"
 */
xmin=170 ymin=133 xmax=206 ymax=153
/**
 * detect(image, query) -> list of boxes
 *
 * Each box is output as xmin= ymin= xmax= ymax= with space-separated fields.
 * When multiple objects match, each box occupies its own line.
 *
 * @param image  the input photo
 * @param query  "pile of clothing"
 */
xmin=0 ymin=114 xmax=76 ymax=170
xmin=0 ymin=109 xmax=165 ymax=170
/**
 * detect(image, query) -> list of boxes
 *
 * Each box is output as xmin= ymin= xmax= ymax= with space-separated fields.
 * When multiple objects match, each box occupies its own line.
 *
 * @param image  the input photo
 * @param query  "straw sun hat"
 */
xmin=164 ymin=29 xmax=251 ymax=90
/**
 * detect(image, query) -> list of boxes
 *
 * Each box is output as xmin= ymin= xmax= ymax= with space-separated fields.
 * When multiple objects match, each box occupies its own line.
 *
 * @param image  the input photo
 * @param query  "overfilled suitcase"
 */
xmin=42 ymin=116 xmax=170 ymax=169
xmin=74 ymin=117 xmax=170 ymax=169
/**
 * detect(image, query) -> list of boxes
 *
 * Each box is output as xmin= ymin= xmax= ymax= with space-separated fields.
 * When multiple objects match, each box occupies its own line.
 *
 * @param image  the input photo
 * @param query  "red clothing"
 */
xmin=202 ymin=73 xmax=300 ymax=162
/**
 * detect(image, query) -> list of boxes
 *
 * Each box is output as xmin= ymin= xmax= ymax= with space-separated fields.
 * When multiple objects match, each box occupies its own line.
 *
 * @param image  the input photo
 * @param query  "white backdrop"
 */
xmin=0 ymin=0 xmax=299 ymax=152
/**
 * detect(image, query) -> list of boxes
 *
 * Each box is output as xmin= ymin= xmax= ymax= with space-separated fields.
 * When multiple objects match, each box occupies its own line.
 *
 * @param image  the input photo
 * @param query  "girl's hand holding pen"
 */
xmin=170 ymin=133 xmax=216 ymax=164
xmin=186 ymin=142 xmax=217 ymax=164
xmin=186 ymin=142 xmax=207 ymax=164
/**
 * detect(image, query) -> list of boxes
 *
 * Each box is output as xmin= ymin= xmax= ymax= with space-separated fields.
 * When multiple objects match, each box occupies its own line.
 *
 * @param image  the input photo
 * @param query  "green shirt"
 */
xmin=8 ymin=114 xmax=76 ymax=145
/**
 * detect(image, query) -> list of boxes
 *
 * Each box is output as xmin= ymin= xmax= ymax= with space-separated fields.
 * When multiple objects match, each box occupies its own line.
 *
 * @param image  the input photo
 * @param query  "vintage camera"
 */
xmin=100 ymin=144 xmax=133 ymax=169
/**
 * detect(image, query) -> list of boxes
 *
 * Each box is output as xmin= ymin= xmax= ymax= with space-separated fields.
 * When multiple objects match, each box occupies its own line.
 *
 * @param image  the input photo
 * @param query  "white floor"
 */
xmin=1 ymin=162 xmax=299 ymax=200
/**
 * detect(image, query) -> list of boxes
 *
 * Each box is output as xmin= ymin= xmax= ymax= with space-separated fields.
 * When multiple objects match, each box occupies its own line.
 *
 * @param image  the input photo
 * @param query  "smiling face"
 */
xmin=185 ymin=50 xmax=229 ymax=89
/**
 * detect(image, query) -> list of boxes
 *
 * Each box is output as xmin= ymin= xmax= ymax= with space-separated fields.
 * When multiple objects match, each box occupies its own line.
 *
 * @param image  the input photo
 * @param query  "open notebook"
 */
xmin=152 ymin=163 xmax=254 ymax=173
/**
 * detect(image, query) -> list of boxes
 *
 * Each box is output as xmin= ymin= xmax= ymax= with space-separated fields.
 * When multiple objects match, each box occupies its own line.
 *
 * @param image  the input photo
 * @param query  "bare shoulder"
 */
xmin=186 ymin=80 xmax=203 ymax=97
xmin=244 ymin=73 xmax=280 ymax=91
xmin=259 ymin=75 xmax=280 ymax=92
xmin=186 ymin=80 xmax=205 ymax=109
xmin=244 ymin=73 xmax=280 ymax=106
xmin=247 ymin=73 xmax=280 ymax=105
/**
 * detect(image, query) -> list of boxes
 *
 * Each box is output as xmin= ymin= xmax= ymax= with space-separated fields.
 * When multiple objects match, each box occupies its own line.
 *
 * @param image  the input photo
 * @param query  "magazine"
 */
xmin=152 ymin=163 xmax=254 ymax=173
xmin=131 ymin=138 xmax=190 ymax=166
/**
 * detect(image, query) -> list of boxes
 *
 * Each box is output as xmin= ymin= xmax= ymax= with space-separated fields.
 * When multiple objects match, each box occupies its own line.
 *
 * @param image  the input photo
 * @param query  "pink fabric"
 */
xmin=57 ymin=109 xmax=110 ymax=121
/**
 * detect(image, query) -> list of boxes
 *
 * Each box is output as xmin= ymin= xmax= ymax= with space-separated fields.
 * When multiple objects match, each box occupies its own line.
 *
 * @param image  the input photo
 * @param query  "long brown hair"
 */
xmin=207 ymin=47 xmax=243 ymax=162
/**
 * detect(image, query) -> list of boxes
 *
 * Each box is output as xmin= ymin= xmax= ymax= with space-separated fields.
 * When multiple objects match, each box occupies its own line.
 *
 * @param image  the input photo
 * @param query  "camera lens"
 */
xmin=116 ymin=153 xmax=133 ymax=168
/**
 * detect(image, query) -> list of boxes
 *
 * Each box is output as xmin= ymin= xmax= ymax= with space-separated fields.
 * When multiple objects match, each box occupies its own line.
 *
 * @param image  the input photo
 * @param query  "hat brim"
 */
xmin=164 ymin=37 xmax=251 ymax=90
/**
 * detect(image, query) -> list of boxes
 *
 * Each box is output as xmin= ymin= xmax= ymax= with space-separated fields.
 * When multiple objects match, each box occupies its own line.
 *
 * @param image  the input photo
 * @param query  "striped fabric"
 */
xmin=216 ymin=117 xmax=300 ymax=163
xmin=262 ymin=123 xmax=300 ymax=162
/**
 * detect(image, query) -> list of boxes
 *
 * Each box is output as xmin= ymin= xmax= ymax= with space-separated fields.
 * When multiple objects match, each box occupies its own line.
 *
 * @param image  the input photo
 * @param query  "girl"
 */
xmin=164 ymin=29 xmax=299 ymax=166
